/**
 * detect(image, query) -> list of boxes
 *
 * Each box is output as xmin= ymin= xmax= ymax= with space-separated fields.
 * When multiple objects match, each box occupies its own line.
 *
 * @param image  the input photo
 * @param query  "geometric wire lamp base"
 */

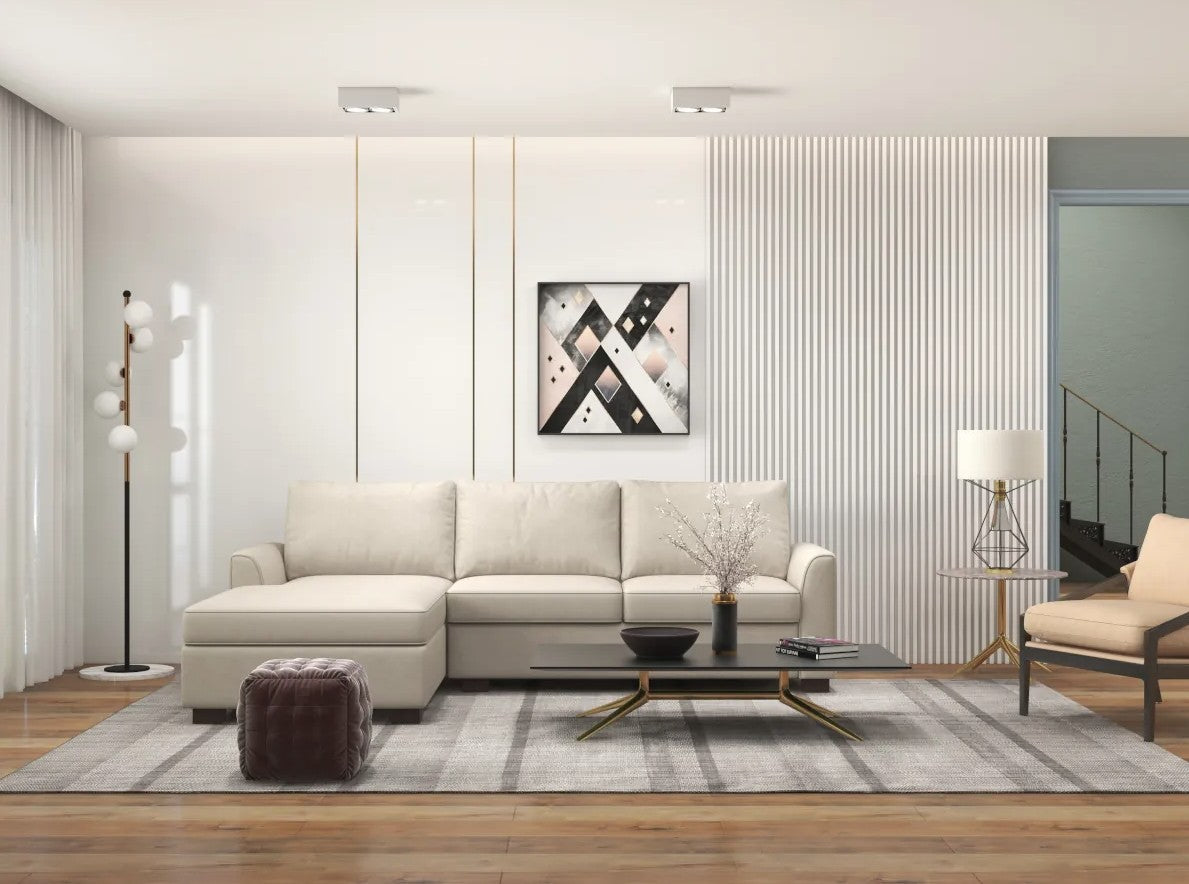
xmin=79 ymin=663 xmax=175 ymax=682
xmin=968 ymin=479 xmax=1033 ymax=573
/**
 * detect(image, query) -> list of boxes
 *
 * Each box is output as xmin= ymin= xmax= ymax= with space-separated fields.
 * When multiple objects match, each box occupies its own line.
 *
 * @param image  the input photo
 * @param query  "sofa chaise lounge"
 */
xmin=182 ymin=480 xmax=837 ymax=722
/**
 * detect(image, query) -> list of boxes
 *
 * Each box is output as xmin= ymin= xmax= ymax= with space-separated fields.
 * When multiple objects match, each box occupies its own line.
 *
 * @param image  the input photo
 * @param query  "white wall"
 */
xmin=83 ymin=138 xmax=356 ymax=664
xmin=1058 ymin=205 xmax=1189 ymax=558
xmin=513 ymin=138 xmax=706 ymax=480
xmin=82 ymin=136 xmax=707 ymax=662
xmin=357 ymin=138 xmax=474 ymax=481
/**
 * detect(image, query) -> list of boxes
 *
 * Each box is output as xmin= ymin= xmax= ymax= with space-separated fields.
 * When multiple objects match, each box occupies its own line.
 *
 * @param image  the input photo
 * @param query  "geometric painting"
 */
xmin=538 ymin=282 xmax=689 ymax=434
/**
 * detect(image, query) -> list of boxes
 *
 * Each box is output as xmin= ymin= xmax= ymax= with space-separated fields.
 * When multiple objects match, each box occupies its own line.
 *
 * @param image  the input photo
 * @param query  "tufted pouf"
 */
xmin=237 ymin=657 xmax=372 ymax=781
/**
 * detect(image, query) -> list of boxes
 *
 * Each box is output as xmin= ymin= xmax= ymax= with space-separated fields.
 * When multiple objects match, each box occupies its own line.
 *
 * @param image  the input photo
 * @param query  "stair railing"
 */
xmin=1061 ymin=384 xmax=1167 ymax=545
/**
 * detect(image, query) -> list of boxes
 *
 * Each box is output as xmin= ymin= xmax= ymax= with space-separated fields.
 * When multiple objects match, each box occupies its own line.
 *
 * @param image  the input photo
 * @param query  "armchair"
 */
xmin=1019 ymin=514 xmax=1189 ymax=741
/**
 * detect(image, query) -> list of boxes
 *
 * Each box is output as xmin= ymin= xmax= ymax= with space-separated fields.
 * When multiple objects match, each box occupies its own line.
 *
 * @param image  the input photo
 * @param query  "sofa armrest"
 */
xmin=230 ymin=543 xmax=287 ymax=588
xmin=787 ymin=543 xmax=837 ymax=637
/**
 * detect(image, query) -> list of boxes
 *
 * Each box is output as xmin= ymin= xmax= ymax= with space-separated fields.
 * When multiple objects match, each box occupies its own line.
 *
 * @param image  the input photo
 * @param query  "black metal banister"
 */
xmin=1060 ymin=384 xmax=1165 ymax=454
xmin=1059 ymin=382 xmax=1169 ymax=550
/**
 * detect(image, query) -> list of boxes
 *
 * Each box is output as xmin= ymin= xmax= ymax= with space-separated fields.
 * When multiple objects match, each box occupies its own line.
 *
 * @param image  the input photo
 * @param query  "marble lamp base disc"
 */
xmin=79 ymin=663 xmax=175 ymax=682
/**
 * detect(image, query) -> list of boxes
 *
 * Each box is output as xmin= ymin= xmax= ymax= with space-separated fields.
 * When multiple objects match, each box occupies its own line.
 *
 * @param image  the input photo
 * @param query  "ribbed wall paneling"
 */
xmin=708 ymin=137 xmax=1049 ymax=664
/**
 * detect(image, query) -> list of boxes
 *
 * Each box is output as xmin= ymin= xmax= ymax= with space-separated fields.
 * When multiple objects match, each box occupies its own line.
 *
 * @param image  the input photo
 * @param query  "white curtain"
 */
xmin=0 ymin=87 xmax=84 ymax=697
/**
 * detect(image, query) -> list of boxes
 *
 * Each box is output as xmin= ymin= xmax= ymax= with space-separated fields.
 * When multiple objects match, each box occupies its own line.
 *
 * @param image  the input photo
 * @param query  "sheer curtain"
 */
xmin=0 ymin=87 xmax=84 ymax=697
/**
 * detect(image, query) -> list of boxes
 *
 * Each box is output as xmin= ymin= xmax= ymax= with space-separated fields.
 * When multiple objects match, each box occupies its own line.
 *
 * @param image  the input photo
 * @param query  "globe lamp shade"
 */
xmin=104 ymin=360 xmax=125 ymax=386
xmin=130 ymin=328 xmax=154 ymax=353
xmin=92 ymin=391 xmax=122 ymax=419
xmin=123 ymin=300 xmax=153 ymax=329
xmin=107 ymin=425 xmax=138 ymax=453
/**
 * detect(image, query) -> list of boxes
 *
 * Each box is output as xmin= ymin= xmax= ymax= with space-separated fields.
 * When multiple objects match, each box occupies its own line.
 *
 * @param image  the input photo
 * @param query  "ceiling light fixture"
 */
xmin=670 ymin=86 xmax=730 ymax=114
xmin=338 ymin=86 xmax=400 ymax=114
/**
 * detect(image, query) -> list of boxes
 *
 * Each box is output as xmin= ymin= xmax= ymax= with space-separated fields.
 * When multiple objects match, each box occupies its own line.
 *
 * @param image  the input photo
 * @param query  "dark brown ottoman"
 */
xmin=237 ymin=657 xmax=372 ymax=781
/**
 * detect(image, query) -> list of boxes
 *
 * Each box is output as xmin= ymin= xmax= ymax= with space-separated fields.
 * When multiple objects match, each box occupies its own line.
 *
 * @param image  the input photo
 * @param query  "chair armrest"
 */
xmin=1145 ymin=609 xmax=1189 ymax=643
xmin=787 ymin=543 xmax=837 ymax=637
xmin=230 ymin=543 xmax=286 ymax=588
xmin=1061 ymin=572 xmax=1128 ymax=600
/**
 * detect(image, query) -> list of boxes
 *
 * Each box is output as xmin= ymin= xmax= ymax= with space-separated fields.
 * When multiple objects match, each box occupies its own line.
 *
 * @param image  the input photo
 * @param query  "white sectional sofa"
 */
xmin=181 ymin=480 xmax=837 ymax=722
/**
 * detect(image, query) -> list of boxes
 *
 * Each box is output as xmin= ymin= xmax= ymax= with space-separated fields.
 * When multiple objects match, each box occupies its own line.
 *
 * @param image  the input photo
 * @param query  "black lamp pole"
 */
xmin=105 ymin=290 xmax=149 ymax=675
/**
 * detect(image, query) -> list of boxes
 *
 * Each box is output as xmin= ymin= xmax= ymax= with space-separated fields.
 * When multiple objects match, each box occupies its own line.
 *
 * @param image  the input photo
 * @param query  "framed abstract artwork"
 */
xmin=538 ymin=282 xmax=690 ymax=435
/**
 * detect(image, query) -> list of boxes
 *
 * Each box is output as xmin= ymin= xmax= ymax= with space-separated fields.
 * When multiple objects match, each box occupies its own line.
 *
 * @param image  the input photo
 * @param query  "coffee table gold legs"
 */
xmin=575 ymin=670 xmax=861 ymax=742
xmin=957 ymin=579 xmax=1050 ymax=675
xmin=577 ymin=693 xmax=639 ymax=717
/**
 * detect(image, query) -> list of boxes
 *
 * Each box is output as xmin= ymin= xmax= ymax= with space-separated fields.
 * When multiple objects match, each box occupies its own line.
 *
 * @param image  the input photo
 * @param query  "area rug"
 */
xmin=2 ymin=679 xmax=1187 ymax=792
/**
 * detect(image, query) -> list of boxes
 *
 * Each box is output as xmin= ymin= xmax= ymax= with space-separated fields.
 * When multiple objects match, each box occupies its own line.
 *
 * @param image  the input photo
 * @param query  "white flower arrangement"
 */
xmin=657 ymin=484 xmax=770 ymax=603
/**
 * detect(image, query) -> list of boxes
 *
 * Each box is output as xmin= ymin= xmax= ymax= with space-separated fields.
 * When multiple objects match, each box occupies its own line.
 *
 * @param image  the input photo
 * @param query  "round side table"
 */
xmin=937 ymin=568 xmax=1067 ymax=674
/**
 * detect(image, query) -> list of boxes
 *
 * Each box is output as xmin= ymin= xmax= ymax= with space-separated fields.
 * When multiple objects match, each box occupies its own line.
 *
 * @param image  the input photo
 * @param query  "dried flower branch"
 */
xmin=657 ymin=484 xmax=770 ymax=601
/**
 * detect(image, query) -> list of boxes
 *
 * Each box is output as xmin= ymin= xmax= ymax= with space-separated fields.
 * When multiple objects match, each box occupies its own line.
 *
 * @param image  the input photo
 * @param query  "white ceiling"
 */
xmin=3 ymin=0 xmax=1189 ymax=136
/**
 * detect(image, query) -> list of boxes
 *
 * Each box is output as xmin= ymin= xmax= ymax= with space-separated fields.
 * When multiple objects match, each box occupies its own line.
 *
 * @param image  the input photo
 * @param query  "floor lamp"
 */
xmin=80 ymin=291 xmax=174 ymax=682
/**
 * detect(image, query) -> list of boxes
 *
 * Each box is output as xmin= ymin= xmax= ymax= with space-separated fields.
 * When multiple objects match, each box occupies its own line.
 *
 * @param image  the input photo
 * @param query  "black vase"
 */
xmin=711 ymin=598 xmax=738 ymax=654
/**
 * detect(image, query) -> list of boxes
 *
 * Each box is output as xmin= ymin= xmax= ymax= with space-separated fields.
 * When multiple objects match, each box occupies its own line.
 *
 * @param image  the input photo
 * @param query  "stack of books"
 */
xmin=776 ymin=637 xmax=860 ymax=659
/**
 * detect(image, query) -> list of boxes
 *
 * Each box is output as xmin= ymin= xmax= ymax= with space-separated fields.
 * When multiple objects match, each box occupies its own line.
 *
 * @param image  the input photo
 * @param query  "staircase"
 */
xmin=1059 ymin=385 xmax=1167 ymax=576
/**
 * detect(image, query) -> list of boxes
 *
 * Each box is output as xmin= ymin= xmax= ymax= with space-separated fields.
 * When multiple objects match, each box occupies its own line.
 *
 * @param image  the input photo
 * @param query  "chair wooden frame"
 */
xmin=1019 ymin=578 xmax=1189 ymax=741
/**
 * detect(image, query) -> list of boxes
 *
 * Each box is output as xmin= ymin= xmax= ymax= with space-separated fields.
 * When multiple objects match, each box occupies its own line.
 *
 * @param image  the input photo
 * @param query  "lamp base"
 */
xmin=79 ymin=663 xmax=175 ymax=682
xmin=983 ymin=567 xmax=1015 ymax=577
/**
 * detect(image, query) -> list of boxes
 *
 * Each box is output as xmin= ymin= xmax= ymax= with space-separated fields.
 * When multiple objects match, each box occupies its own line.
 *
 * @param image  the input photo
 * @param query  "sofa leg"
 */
xmin=192 ymin=709 xmax=232 ymax=724
xmin=797 ymin=678 xmax=830 ymax=694
xmin=1144 ymin=678 xmax=1159 ymax=742
xmin=460 ymin=679 xmax=490 ymax=692
xmin=376 ymin=708 xmax=422 ymax=724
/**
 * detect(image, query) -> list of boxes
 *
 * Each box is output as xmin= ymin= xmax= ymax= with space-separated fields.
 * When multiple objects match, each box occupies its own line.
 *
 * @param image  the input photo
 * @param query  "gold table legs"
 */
xmin=575 ymin=670 xmax=862 ymax=742
xmin=956 ymin=578 xmax=1050 ymax=675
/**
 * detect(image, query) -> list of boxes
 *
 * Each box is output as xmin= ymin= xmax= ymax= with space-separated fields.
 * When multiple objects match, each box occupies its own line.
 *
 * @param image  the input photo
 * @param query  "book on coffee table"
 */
xmin=777 ymin=637 xmax=860 ymax=658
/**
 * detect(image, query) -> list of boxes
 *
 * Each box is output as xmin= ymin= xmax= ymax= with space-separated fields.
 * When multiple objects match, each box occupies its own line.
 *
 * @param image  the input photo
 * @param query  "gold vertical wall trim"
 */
xmin=354 ymin=136 xmax=360 ymax=482
xmin=707 ymin=136 xmax=1049 ymax=664
xmin=471 ymin=137 xmax=477 ymax=480
xmin=511 ymin=137 xmax=517 ymax=482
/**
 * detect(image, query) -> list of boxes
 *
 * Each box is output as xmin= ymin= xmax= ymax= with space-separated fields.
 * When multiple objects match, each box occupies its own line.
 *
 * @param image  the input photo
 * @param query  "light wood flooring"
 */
xmin=1 ymin=665 xmax=1187 ymax=883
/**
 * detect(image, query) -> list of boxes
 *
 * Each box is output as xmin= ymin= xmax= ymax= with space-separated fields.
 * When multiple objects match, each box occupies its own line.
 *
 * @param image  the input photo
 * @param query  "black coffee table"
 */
xmin=531 ymin=642 xmax=910 ymax=741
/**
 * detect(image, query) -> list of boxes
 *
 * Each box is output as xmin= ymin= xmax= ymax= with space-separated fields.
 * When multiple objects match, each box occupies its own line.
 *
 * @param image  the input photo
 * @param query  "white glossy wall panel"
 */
xmin=83 ymin=138 xmax=356 ymax=663
xmin=513 ymin=138 xmax=706 ymax=481
xmin=473 ymin=137 xmax=515 ymax=480
xmin=707 ymin=136 xmax=1049 ymax=664
xmin=357 ymin=138 xmax=474 ymax=481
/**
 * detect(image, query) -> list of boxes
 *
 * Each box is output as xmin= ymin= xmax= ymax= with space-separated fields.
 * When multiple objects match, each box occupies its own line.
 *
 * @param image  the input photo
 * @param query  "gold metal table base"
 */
xmin=957 ymin=578 xmax=1050 ymax=675
xmin=574 ymin=670 xmax=862 ymax=742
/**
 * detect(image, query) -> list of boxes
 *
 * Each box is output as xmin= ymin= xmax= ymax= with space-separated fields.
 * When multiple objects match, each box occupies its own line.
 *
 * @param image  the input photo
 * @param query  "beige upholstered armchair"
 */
xmin=1020 ymin=513 xmax=1189 ymax=741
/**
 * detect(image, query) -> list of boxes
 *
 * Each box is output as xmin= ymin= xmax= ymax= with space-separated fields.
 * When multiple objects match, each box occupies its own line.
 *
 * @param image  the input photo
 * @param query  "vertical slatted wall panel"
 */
xmin=707 ymin=137 xmax=1049 ymax=664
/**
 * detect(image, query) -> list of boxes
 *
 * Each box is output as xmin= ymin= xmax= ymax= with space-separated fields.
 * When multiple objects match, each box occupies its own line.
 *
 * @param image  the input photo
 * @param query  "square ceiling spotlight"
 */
xmin=338 ymin=86 xmax=400 ymax=114
xmin=671 ymin=86 xmax=730 ymax=114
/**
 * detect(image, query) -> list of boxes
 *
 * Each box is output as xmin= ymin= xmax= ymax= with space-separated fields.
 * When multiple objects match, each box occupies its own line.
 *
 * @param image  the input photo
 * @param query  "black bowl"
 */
xmin=620 ymin=626 xmax=700 ymax=660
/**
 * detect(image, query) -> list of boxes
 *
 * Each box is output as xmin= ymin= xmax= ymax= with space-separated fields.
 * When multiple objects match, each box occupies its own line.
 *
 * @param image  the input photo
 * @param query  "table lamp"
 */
xmin=956 ymin=430 xmax=1044 ymax=574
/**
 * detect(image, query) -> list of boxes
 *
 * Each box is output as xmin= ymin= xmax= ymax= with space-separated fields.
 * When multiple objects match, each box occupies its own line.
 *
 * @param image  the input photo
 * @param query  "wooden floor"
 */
xmin=1 ymin=666 xmax=1188 ymax=883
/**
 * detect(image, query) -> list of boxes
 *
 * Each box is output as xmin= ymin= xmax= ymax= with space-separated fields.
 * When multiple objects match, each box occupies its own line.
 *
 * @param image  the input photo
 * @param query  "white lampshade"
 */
xmin=92 ymin=391 xmax=122 ymax=419
xmin=107 ymin=424 xmax=138 ymax=453
xmin=123 ymin=300 xmax=153 ymax=329
xmin=104 ymin=360 xmax=125 ymax=386
xmin=956 ymin=430 xmax=1044 ymax=480
xmin=130 ymin=328 xmax=154 ymax=353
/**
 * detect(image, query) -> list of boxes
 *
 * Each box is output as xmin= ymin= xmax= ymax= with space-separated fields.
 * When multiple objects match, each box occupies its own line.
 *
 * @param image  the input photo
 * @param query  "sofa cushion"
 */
xmin=183 ymin=575 xmax=448 ymax=645
xmin=621 ymin=480 xmax=792 ymax=579
xmin=447 ymin=575 xmax=622 ymax=623
xmin=455 ymin=481 xmax=620 ymax=578
xmin=622 ymin=575 xmax=801 ymax=623
xmin=1128 ymin=513 xmax=1189 ymax=606
xmin=1024 ymin=598 xmax=1189 ymax=657
xmin=284 ymin=481 xmax=456 ymax=580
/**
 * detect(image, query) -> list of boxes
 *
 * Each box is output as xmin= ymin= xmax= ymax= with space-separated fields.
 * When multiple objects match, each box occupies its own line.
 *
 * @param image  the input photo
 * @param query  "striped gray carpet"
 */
xmin=2 ymin=679 xmax=1187 ymax=792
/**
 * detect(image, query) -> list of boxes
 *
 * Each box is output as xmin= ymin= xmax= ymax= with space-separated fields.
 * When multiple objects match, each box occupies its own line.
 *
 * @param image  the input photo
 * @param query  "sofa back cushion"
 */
xmin=284 ymin=481 xmax=456 ymax=580
xmin=455 ymin=481 xmax=621 ymax=578
xmin=621 ymin=480 xmax=791 ymax=580
xmin=1128 ymin=513 xmax=1189 ymax=606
